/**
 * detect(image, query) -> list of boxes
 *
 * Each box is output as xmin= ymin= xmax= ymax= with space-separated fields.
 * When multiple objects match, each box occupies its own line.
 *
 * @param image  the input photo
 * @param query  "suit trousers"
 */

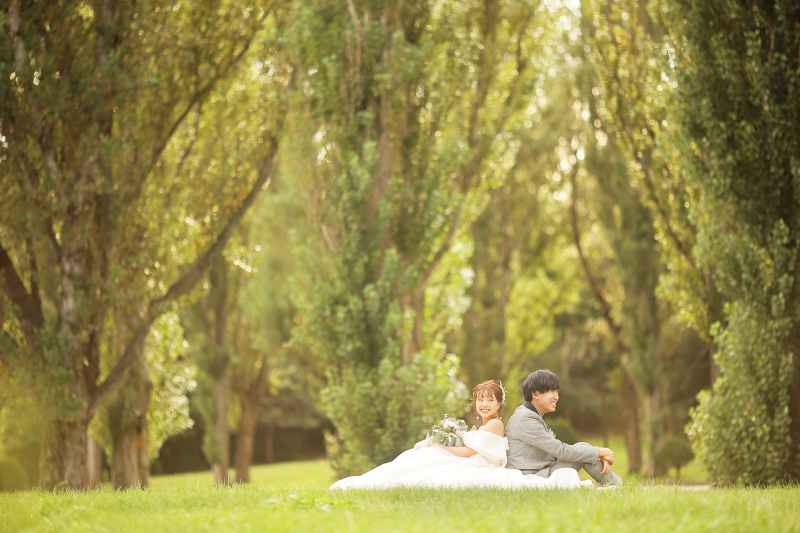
xmin=534 ymin=442 xmax=622 ymax=485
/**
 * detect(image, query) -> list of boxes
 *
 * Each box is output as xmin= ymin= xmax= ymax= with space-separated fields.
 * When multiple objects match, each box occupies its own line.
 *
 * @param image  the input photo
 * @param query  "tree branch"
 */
xmin=17 ymin=150 xmax=63 ymax=260
xmin=8 ymin=0 xmax=64 ymax=186
xmin=346 ymin=0 xmax=365 ymax=38
xmin=144 ymin=34 xmax=258 ymax=179
xmin=251 ymin=350 xmax=271 ymax=401
xmin=88 ymin=135 xmax=282 ymax=415
xmin=408 ymin=4 xmax=527 ymax=354
xmin=568 ymin=163 xmax=626 ymax=354
xmin=590 ymin=14 xmax=702 ymax=280
xmin=155 ymin=140 xmax=279 ymax=308
xmin=123 ymin=29 xmax=262 ymax=207
xmin=0 ymin=240 xmax=45 ymax=351
xmin=0 ymin=328 xmax=19 ymax=366
xmin=620 ymin=130 xmax=703 ymax=279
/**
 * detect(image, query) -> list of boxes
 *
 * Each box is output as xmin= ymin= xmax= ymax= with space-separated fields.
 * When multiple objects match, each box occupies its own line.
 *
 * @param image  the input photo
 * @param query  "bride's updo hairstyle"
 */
xmin=470 ymin=380 xmax=507 ymax=419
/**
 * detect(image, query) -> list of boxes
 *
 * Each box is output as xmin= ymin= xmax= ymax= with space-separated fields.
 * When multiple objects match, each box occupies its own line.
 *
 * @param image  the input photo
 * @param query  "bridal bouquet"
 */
xmin=426 ymin=415 xmax=475 ymax=447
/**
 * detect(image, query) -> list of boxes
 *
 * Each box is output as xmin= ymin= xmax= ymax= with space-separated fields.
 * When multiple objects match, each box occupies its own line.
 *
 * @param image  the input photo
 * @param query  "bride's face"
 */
xmin=475 ymin=392 xmax=501 ymax=421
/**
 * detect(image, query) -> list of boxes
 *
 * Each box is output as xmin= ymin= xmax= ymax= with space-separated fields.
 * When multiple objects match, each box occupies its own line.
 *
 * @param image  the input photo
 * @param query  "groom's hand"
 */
xmin=600 ymin=458 xmax=611 ymax=475
xmin=598 ymin=447 xmax=614 ymax=465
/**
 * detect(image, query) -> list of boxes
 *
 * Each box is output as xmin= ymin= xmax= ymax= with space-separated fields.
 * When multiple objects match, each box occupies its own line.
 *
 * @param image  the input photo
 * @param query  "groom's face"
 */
xmin=532 ymin=389 xmax=559 ymax=414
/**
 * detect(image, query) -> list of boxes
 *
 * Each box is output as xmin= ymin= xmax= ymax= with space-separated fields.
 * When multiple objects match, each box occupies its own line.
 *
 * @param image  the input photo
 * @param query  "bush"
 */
xmin=656 ymin=435 xmax=694 ymax=478
xmin=688 ymin=304 xmax=794 ymax=485
xmin=0 ymin=456 xmax=30 ymax=492
xmin=322 ymin=350 xmax=467 ymax=477
xmin=547 ymin=418 xmax=578 ymax=445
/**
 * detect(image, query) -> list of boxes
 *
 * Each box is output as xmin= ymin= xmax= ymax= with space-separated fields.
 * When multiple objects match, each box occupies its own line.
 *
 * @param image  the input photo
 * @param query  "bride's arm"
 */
xmin=435 ymin=444 xmax=478 ymax=457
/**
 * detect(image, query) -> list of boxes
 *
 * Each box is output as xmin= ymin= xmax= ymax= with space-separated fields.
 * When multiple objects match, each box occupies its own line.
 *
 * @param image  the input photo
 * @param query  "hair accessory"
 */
xmin=496 ymin=379 xmax=508 ymax=406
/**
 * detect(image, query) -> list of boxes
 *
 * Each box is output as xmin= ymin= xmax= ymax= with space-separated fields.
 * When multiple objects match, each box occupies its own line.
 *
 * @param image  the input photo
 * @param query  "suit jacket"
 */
xmin=505 ymin=404 xmax=599 ymax=475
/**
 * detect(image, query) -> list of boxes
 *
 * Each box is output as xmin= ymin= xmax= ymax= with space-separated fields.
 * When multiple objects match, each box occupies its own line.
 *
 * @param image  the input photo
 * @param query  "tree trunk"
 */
xmin=620 ymin=369 xmax=642 ymax=474
xmin=136 ymin=415 xmax=150 ymax=488
xmin=598 ymin=344 xmax=610 ymax=448
xmin=40 ymin=419 xmax=89 ymax=489
xmin=111 ymin=423 xmax=139 ymax=489
xmin=108 ymin=351 xmax=153 ymax=490
xmin=410 ymin=288 xmax=426 ymax=359
xmin=787 ymin=323 xmax=800 ymax=481
xmin=265 ymin=424 xmax=275 ymax=464
xmin=87 ymin=437 xmax=103 ymax=488
xmin=495 ymin=274 xmax=510 ymax=380
xmin=109 ymin=407 xmax=152 ymax=489
xmin=234 ymin=393 xmax=259 ymax=483
xmin=643 ymin=388 xmax=665 ymax=476
xmin=212 ymin=371 xmax=231 ymax=486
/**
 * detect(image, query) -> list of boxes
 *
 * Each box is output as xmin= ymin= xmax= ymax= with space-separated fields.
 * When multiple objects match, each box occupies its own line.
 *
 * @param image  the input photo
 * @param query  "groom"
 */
xmin=506 ymin=369 xmax=623 ymax=486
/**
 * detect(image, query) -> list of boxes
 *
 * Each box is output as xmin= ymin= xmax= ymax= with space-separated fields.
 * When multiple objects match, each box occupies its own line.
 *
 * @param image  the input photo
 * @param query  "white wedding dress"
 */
xmin=330 ymin=430 xmax=594 ymax=490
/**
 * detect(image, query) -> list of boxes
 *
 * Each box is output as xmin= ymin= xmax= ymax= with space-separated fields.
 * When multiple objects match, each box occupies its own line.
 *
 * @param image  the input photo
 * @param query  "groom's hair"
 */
xmin=521 ymin=370 xmax=560 ymax=402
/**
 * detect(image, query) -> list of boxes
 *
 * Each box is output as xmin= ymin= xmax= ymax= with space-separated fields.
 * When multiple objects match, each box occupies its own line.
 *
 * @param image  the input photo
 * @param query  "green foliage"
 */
xmin=656 ymin=434 xmax=694 ymax=477
xmin=258 ymin=388 xmax=324 ymax=430
xmin=0 ymin=380 xmax=44 ymax=484
xmin=671 ymin=0 xmax=800 ymax=484
xmin=284 ymin=0 xmax=547 ymax=476
xmin=580 ymin=0 xmax=800 ymax=483
xmin=688 ymin=305 xmax=793 ymax=485
xmin=322 ymin=349 xmax=466 ymax=477
xmin=0 ymin=0 xmax=286 ymax=487
xmin=547 ymin=418 xmax=578 ymax=446
xmin=0 ymin=456 xmax=29 ymax=492
xmin=91 ymin=312 xmax=195 ymax=462
xmin=144 ymin=313 xmax=196 ymax=460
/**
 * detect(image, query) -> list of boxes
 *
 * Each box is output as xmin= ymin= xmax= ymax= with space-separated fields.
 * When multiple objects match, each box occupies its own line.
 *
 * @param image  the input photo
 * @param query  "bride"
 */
xmin=330 ymin=380 xmax=592 ymax=490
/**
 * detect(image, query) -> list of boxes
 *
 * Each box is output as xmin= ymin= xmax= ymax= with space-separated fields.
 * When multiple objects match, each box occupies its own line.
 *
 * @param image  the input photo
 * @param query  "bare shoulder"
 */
xmin=480 ymin=418 xmax=505 ymax=437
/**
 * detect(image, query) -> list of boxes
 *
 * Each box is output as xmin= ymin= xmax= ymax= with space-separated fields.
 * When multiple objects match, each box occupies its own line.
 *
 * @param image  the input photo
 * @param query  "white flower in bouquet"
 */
xmin=426 ymin=415 xmax=476 ymax=447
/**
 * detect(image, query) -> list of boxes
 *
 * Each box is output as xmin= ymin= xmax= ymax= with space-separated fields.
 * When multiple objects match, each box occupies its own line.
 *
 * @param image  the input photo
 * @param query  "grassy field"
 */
xmin=149 ymin=459 xmax=334 ymax=490
xmin=2 ymin=458 xmax=799 ymax=532
xmin=2 ymin=475 xmax=799 ymax=532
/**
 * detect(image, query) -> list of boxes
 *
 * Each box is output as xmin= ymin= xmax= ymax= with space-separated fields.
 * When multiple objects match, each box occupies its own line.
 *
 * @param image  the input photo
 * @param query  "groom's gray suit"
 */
xmin=506 ymin=403 xmax=621 ymax=484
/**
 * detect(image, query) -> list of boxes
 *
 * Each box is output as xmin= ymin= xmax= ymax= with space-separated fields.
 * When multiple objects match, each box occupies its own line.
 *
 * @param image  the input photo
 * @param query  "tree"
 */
xmin=581 ymin=0 xmax=724 ymax=387
xmin=655 ymin=434 xmax=693 ymax=479
xmin=0 ymin=0 xmax=283 ymax=488
xmin=231 ymin=188 xmax=300 ymax=483
xmin=578 ymin=0 xmax=731 ymax=475
xmin=91 ymin=312 xmax=195 ymax=489
xmin=672 ymin=0 xmax=800 ymax=484
xmin=183 ymin=223 xmax=290 ymax=485
xmin=283 ymin=0 xmax=544 ymax=476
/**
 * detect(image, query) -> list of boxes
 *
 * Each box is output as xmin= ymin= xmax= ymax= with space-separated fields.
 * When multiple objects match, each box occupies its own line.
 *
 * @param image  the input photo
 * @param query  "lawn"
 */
xmin=149 ymin=460 xmax=334 ymax=490
xmin=2 ymin=460 xmax=799 ymax=533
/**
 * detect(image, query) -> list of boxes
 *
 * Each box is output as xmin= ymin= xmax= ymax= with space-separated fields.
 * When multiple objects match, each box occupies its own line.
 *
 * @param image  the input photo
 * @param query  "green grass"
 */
xmin=2 ymin=460 xmax=799 ymax=532
xmin=2 ymin=480 xmax=799 ymax=532
xmin=149 ymin=460 xmax=334 ymax=490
